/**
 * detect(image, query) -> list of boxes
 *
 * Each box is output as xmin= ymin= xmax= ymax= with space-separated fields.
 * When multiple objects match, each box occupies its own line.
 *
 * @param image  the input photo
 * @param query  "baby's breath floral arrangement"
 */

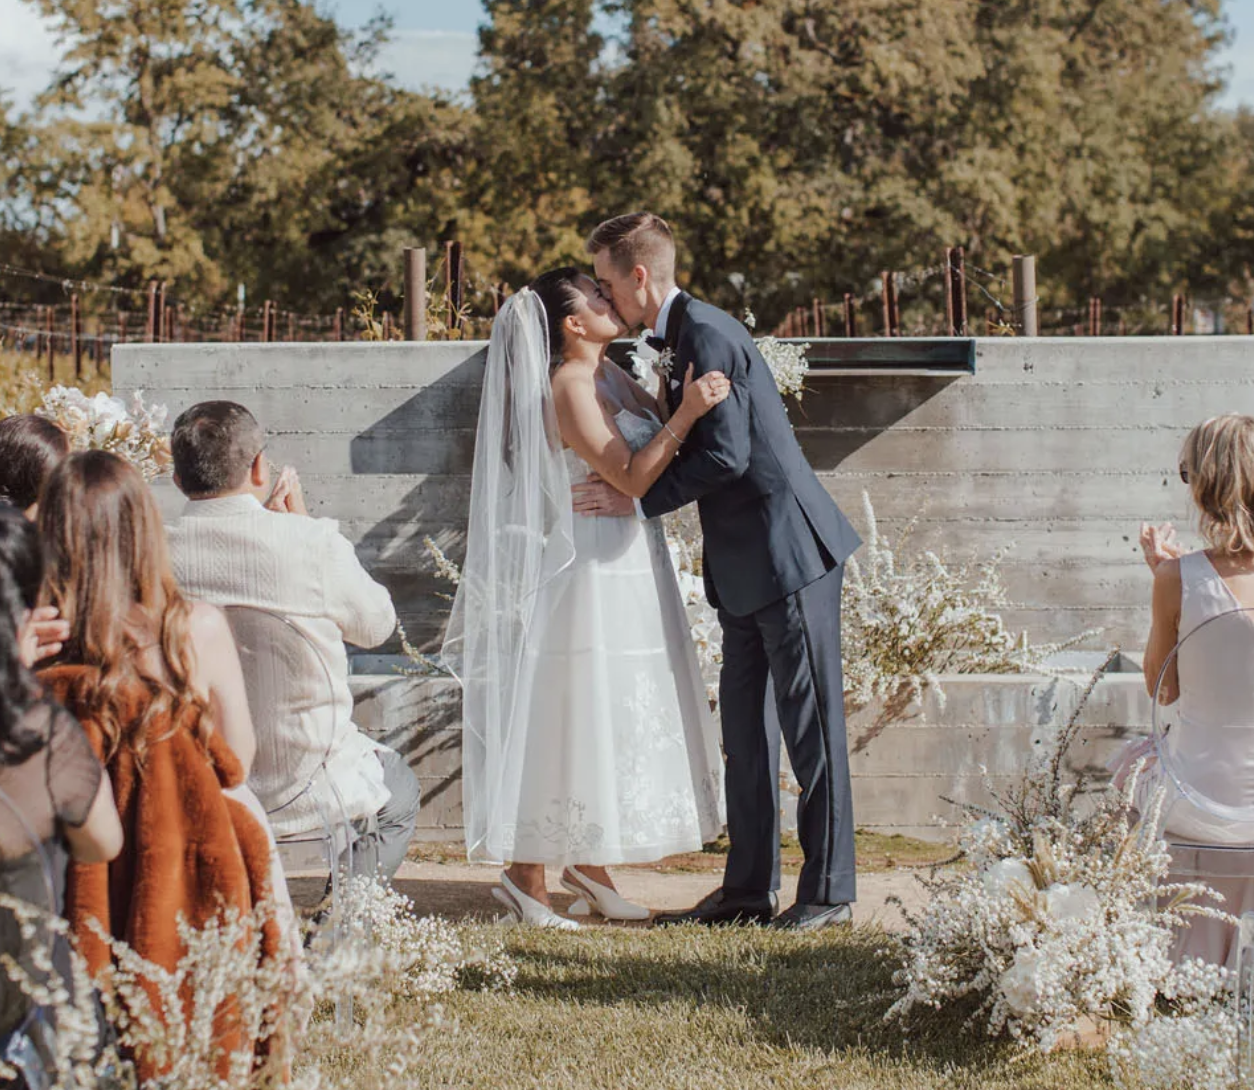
xmin=2 ymin=381 xmax=172 ymax=480
xmin=885 ymin=666 xmax=1239 ymax=1084
xmin=0 ymin=879 xmax=514 ymax=1089
xmin=842 ymin=492 xmax=1094 ymax=713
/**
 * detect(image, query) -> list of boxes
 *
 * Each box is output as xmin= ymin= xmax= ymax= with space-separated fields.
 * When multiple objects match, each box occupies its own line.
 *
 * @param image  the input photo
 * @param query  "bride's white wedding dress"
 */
xmin=502 ymin=379 xmax=725 ymax=865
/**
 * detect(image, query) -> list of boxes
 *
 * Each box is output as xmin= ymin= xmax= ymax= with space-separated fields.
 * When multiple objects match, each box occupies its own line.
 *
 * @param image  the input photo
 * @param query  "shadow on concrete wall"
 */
xmin=349 ymin=349 xmax=487 ymax=475
xmin=789 ymin=374 xmax=962 ymax=471
xmin=348 ymin=351 xmax=486 ymax=655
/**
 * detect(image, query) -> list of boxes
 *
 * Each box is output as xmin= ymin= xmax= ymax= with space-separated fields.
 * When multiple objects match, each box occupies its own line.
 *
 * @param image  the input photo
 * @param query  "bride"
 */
xmin=443 ymin=267 xmax=728 ymax=928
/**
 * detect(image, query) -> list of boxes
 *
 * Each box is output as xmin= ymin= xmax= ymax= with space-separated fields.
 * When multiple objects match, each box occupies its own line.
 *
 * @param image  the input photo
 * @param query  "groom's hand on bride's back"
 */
xmin=572 ymin=473 xmax=636 ymax=518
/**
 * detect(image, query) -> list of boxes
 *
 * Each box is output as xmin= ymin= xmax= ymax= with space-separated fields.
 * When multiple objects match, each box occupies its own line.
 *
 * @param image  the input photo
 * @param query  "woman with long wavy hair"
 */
xmin=0 ymin=502 xmax=122 ymax=1044
xmin=36 ymin=451 xmax=287 ymax=1076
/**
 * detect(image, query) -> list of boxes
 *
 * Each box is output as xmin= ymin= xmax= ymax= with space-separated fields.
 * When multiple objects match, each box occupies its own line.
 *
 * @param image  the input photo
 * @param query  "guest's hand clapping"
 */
xmin=1140 ymin=521 xmax=1185 ymax=572
xmin=18 ymin=605 xmax=70 ymax=667
xmin=265 ymin=466 xmax=309 ymax=516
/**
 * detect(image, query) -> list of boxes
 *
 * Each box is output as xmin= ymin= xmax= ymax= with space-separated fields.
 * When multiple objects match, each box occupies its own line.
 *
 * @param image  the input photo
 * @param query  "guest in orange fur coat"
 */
xmin=37 ymin=451 xmax=286 ymax=1078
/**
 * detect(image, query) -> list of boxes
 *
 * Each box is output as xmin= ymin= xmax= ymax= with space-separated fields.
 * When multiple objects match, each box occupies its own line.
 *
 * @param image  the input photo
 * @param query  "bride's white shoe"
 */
xmin=492 ymin=872 xmax=581 ymax=930
xmin=560 ymin=868 xmax=651 ymax=921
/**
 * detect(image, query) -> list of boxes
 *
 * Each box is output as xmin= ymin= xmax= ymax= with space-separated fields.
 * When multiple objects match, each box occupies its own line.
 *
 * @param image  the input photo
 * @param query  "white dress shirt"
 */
xmin=167 ymin=494 xmax=398 ymax=837
xmin=651 ymin=285 xmax=682 ymax=346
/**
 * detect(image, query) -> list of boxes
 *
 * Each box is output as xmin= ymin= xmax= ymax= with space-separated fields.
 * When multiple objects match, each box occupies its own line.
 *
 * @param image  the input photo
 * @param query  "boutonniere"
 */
xmin=628 ymin=333 xmax=676 ymax=384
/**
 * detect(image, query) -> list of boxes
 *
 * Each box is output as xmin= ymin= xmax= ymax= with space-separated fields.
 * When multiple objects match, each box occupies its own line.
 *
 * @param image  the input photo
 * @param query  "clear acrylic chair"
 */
xmin=0 ymin=783 xmax=58 ymax=1087
xmin=223 ymin=606 xmax=378 ymax=1029
xmin=1148 ymin=605 xmax=1254 ymax=1083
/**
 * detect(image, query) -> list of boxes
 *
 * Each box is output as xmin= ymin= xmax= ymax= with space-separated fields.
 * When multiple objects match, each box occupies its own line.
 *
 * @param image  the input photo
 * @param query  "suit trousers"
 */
xmin=337 ymin=747 xmax=422 ymax=884
xmin=717 ymin=564 xmax=856 ymax=905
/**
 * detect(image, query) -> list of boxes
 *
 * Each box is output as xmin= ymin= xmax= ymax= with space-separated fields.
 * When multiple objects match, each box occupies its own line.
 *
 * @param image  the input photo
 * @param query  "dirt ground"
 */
xmin=289 ymin=834 xmax=948 ymax=930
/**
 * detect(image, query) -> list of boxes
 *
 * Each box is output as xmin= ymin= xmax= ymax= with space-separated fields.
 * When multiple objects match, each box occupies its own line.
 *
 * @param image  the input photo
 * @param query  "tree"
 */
xmin=11 ymin=0 xmax=467 ymax=314
xmin=465 ymin=0 xmax=610 ymax=287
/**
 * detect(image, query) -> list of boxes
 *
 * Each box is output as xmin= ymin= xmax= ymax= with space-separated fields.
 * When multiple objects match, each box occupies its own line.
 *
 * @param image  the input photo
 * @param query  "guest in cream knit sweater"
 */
xmin=165 ymin=401 xmax=420 ymax=883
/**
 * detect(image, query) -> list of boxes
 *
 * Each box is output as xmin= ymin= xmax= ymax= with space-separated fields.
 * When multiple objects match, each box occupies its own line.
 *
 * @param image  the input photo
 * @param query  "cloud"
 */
xmin=0 ymin=0 xmax=61 ymax=110
xmin=375 ymin=29 xmax=479 ymax=95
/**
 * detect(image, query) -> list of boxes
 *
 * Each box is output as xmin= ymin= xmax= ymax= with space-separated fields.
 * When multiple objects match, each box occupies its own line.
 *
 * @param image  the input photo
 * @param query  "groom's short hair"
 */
xmin=587 ymin=213 xmax=676 ymax=280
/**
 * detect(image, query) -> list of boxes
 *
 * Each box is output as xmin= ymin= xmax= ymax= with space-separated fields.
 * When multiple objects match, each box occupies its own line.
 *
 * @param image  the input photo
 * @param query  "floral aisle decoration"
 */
xmin=2 ymin=381 xmax=172 ymax=480
xmin=841 ymin=491 xmax=1095 ymax=716
xmin=0 ymin=879 xmax=515 ymax=1089
xmin=884 ymin=661 xmax=1239 ymax=1086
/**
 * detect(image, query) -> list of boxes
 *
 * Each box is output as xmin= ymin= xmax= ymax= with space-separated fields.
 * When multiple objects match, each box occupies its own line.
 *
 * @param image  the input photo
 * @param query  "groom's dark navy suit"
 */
xmin=641 ymin=292 xmax=862 ymax=906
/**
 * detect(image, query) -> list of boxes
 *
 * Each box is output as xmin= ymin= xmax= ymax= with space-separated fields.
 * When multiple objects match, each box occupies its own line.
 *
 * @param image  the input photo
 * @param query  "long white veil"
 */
xmin=441 ymin=289 xmax=576 ymax=863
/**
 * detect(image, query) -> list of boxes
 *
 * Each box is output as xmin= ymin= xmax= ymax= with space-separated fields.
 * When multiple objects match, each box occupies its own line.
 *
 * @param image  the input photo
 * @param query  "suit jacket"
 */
xmin=640 ymin=292 xmax=861 ymax=617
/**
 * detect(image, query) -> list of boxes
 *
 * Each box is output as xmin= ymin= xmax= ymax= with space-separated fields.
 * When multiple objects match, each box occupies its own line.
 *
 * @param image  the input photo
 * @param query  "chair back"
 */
xmin=1151 ymin=605 xmax=1254 ymax=838
xmin=223 ymin=605 xmax=339 ymax=820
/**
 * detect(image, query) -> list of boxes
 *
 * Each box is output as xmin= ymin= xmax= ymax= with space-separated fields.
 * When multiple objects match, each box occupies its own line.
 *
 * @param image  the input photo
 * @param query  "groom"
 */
xmin=575 ymin=213 xmax=863 ymax=930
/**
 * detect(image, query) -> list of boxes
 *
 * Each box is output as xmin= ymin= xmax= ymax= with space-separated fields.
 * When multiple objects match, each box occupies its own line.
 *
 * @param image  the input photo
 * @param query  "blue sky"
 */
xmin=2 ymin=0 xmax=1253 ymax=108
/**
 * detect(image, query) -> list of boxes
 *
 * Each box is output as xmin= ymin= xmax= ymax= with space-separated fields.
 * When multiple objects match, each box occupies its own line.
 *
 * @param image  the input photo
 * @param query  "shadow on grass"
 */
xmin=503 ymin=925 xmax=1006 ymax=1071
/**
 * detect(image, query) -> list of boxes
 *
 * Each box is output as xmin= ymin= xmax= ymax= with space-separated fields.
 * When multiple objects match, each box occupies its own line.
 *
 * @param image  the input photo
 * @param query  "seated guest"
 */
xmin=0 ymin=415 xmax=69 ymax=519
xmin=0 ymin=415 xmax=71 ymax=665
xmin=1135 ymin=413 xmax=1254 ymax=966
xmin=36 ymin=452 xmax=285 ymax=1078
xmin=165 ymin=402 xmax=419 ymax=884
xmin=0 ymin=504 xmax=122 ymax=1043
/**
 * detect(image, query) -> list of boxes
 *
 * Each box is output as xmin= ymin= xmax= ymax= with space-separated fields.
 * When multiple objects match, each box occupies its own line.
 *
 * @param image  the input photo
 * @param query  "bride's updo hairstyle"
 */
xmin=1180 ymin=414 xmax=1254 ymax=555
xmin=528 ymin=267 xmax=583 ymax=371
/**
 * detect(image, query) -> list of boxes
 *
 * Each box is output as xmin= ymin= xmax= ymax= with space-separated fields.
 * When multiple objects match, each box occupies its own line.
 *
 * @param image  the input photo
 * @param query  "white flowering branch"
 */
xmin=0 ymin=878 xmax=515 ymax=1089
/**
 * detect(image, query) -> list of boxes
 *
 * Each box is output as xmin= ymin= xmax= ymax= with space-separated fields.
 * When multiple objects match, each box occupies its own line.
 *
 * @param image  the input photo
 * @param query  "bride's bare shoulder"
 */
xmin=551 ymin=361 xmax=606 ymax=410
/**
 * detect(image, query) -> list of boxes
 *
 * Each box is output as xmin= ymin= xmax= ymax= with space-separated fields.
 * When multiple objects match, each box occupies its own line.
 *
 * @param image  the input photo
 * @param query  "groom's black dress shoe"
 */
xmin=767 ymin=902 xmax=853 ymax=932
xmin=651 ymin=887 xmax=778 ymax=927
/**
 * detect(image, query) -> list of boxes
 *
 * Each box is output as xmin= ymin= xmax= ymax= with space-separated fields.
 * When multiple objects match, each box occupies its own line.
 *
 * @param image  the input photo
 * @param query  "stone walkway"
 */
xmin=300 ymin=860 xmax=934 ymax=930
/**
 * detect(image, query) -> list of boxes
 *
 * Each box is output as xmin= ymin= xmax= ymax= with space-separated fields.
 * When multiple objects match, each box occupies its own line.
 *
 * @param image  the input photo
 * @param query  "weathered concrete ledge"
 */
xmin=348 ymin=667 xmax=1152 ymax=844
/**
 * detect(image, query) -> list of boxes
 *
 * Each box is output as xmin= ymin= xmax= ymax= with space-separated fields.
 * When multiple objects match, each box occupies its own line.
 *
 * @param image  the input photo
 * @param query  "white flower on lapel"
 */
xmin=628 ymin=333 xmax=677 ymax=382
xmin=627 ymin=334 xmax=657 ymax=384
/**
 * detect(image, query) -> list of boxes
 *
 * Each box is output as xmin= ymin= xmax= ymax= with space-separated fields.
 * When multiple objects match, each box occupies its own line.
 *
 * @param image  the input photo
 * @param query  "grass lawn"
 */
xmin=406 ymin=924 xmax=1116 ymax=1090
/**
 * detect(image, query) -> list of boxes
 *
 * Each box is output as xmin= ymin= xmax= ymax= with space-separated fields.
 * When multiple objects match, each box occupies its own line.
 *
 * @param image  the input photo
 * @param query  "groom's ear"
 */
xmin=633 ymin=264 xmax=649 ymax=291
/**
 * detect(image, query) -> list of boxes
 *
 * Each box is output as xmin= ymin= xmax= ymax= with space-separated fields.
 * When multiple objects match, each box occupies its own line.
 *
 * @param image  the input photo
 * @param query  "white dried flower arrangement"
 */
xmin=0 ymin=877 xmax=515 ymax=1089
xmin=885 ymin=664 xmax=1238 ymax=1082
xmin=841 ymin=491 xmax=1097 ymax=714
xmin=2 ymin=383 xmax=172 ymax=481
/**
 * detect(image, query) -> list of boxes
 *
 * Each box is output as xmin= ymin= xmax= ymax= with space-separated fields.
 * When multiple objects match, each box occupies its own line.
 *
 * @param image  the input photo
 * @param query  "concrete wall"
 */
xmin=115 ymin=335 xmax=1254 ymax=655
xmin=350 ymin=670 xmax=1151 ymax=843
xmin=113 ymin=336 xmax=1244 ymax=843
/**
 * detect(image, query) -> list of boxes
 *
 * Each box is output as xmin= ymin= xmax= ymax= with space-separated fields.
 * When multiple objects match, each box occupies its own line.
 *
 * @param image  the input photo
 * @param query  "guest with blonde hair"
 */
xmin=35 ymin=451 xmax=288 ymax=1078
xmin=1134 ymin=413 xmax=1254 ymax=965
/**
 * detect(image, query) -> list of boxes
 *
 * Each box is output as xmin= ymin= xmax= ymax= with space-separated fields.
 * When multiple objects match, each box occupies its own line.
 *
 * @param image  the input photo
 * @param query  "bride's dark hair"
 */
xmin=0 ymin=503 xmax=44 ymax=763
xmin=528 ymin=267 xmax=584 ymax=371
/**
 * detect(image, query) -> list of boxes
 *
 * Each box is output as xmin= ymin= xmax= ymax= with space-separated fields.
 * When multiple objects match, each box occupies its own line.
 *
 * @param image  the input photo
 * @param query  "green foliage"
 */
xmin=1 ymin=0 xmax=1250 ymax=327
